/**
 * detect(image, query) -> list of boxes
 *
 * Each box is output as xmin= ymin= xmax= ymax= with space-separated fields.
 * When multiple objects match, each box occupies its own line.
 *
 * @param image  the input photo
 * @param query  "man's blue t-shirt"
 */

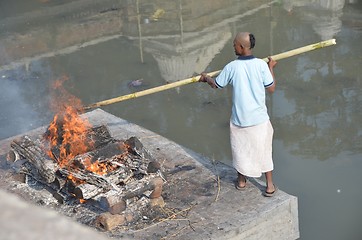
xmin=215 ymin=55 xmax=274 ymax=127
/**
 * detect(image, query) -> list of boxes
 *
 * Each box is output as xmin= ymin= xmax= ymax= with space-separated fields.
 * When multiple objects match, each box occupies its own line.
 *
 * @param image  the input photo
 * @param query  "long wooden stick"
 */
xmin=83 ymin=39 xmax=336 ymax=110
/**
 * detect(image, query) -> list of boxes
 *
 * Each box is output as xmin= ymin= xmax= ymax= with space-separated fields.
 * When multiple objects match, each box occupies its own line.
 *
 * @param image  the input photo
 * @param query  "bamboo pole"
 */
xmin=83 ymin=39 xmax=336 ymax=111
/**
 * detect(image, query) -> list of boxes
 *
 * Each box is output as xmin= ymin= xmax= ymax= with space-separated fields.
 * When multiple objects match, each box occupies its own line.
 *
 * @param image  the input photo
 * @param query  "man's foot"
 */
xmin=263 ymin=184 xmax=278 ymax=197
xmin=235 ymin=176 xmax=247 ymax=190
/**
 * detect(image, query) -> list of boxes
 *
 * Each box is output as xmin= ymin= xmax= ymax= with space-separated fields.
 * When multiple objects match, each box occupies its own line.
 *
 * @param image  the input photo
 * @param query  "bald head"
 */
xmin=235 ymin=32 xmax=255 ymax=49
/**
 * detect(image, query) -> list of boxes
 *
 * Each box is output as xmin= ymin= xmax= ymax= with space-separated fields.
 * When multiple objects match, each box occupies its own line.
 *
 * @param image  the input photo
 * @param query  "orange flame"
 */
xmin=47 ymin=105 xmax=93 ymax=168
xmin=82 ymin=157 xmax=108 ymax=176
xmin=45 ymin=76 xmax=112 ymax=178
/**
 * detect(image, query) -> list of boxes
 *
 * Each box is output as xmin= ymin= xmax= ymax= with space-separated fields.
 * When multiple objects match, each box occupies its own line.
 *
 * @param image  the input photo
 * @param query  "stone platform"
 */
xmin=0 ymin=109 xmax=299 ymax=240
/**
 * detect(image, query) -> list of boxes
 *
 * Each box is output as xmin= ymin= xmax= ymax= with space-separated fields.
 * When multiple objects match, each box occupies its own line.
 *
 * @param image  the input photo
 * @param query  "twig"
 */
xmin=130 ymin=206 xmax=193 ymax=233
xmin=161 ymin=226 xmax=188 ymax=240
xmin=211 ymin=155 xmax=221 ymax=202
xmin=163 ymin=218 xmax=190 ymax=221
xmin=160 ymin=219 xmax=196 ymax=239
xmin=215 ymin=175 xmax=221 ymax=202
xmin=188 ymin=219 xmax=196 ymax=232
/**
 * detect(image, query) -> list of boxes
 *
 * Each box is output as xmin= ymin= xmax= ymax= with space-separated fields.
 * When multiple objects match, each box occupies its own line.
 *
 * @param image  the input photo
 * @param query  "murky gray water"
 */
xmin=1 ymin=0 xmax=362 ymax=239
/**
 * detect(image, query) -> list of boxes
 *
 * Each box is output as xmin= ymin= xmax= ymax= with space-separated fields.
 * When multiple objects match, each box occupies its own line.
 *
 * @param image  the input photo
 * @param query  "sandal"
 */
xmin=263 ymin=185 xmax=278 ymax=197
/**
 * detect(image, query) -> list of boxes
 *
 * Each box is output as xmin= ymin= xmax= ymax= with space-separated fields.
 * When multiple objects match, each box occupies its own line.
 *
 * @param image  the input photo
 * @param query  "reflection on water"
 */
xmin=1 ymin=0 xmax=362 ymax=239
xmin=283 ymin=0 xmax=345 ymax=40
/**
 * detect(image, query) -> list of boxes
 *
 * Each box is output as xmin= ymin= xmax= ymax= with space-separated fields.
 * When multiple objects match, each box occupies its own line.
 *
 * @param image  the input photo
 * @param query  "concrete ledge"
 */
xmin=0 ymin=109 xmax=299 ymax=239
xmin=0 ymin=189 xmax=114 ymax=240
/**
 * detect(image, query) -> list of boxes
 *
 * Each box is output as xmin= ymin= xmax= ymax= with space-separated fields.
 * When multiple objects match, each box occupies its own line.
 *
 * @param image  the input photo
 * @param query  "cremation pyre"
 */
xmin=7 ymin=122 xmax=165 ymax=231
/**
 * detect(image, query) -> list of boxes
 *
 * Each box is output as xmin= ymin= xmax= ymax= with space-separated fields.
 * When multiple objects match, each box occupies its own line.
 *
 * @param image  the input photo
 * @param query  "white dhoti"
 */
xmin=230 ymin=120 xmax=274 ymax=178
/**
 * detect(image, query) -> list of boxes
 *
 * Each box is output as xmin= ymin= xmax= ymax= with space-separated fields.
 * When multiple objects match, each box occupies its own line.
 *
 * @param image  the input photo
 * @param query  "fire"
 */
xmin=44 ymin=76 xmax=111 ymax=178
xmin=46 ymin=105 xmax=93 ymax=167
xmin=67 ymin=174 xmax=85 ymax=185
xmin=82 ymin=157 xmax=108 ymax=176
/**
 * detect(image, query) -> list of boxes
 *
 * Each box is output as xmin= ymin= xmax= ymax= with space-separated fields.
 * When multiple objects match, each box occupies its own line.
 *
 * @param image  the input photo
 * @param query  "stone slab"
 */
xmin=0 ymin=109 xmax=299 ymax=240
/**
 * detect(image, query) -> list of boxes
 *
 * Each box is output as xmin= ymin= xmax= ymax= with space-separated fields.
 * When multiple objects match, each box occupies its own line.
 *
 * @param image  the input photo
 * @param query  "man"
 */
xmin=199 ymin=32 xmax=277 ymax=197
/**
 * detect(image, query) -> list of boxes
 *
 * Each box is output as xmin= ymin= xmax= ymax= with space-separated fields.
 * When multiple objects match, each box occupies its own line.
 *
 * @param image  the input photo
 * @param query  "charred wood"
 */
xmin=10 ymin=135 xmax=57 ymax=183
xmin=125 ymin=136 xmax=152 ymax=160
xmin=147 ymin=161 xmax=161 ymax=173
xmin=57 ymin=139 xmax=151 ymax=189
xmin=6 ymin=149 xmax=21 ymax=163
xmin=58 ymin=168 xmax=111 ymax=189
xmin=68 ymin=140 xmax=129 ymax=170
xmin=47 ymin=125 xmax=113 ymax=161
xmin=91 ymin=175 xmax=164 ymax=214
xmin=121 ymin=176 xmax=164 ymax=201
xmin=8 ymin=123 xmax=166 ymax=230
xmin=17 ymin=162 xmax=72 ymax=204
xmin=73 ymin=183 xmax=104 ymax=200
xmin=96 ymin=190 xmax=127 ymax=215
xmin=52 ymin=170 xmax=67 ymax=190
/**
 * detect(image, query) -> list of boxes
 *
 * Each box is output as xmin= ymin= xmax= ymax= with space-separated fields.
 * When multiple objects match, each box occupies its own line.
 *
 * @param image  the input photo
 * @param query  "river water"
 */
xmin=0 ymin=0 xmax=361 ymax=239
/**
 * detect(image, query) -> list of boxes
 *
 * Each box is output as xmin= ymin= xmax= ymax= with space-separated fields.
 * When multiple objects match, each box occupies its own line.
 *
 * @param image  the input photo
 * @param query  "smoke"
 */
xmin=0 ymin=60 xmax=55 ymax=140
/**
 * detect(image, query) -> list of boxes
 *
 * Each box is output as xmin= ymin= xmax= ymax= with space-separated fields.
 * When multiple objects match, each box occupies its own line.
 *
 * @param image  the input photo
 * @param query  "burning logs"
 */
xmin=44 ymin=122 xmax=113 ymax=162
xmin=7 ymin=124 xmax=166 ymax=231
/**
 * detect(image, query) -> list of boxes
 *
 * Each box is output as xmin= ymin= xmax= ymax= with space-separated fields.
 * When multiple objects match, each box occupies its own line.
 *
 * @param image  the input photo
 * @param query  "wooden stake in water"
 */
xmin=83 ymin=39 xmax=336 ymax=111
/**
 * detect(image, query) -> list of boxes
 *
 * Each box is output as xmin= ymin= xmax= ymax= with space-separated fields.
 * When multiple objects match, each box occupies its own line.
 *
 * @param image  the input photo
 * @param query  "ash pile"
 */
xmin=7 ymin=122 xmax=166 ymax=232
